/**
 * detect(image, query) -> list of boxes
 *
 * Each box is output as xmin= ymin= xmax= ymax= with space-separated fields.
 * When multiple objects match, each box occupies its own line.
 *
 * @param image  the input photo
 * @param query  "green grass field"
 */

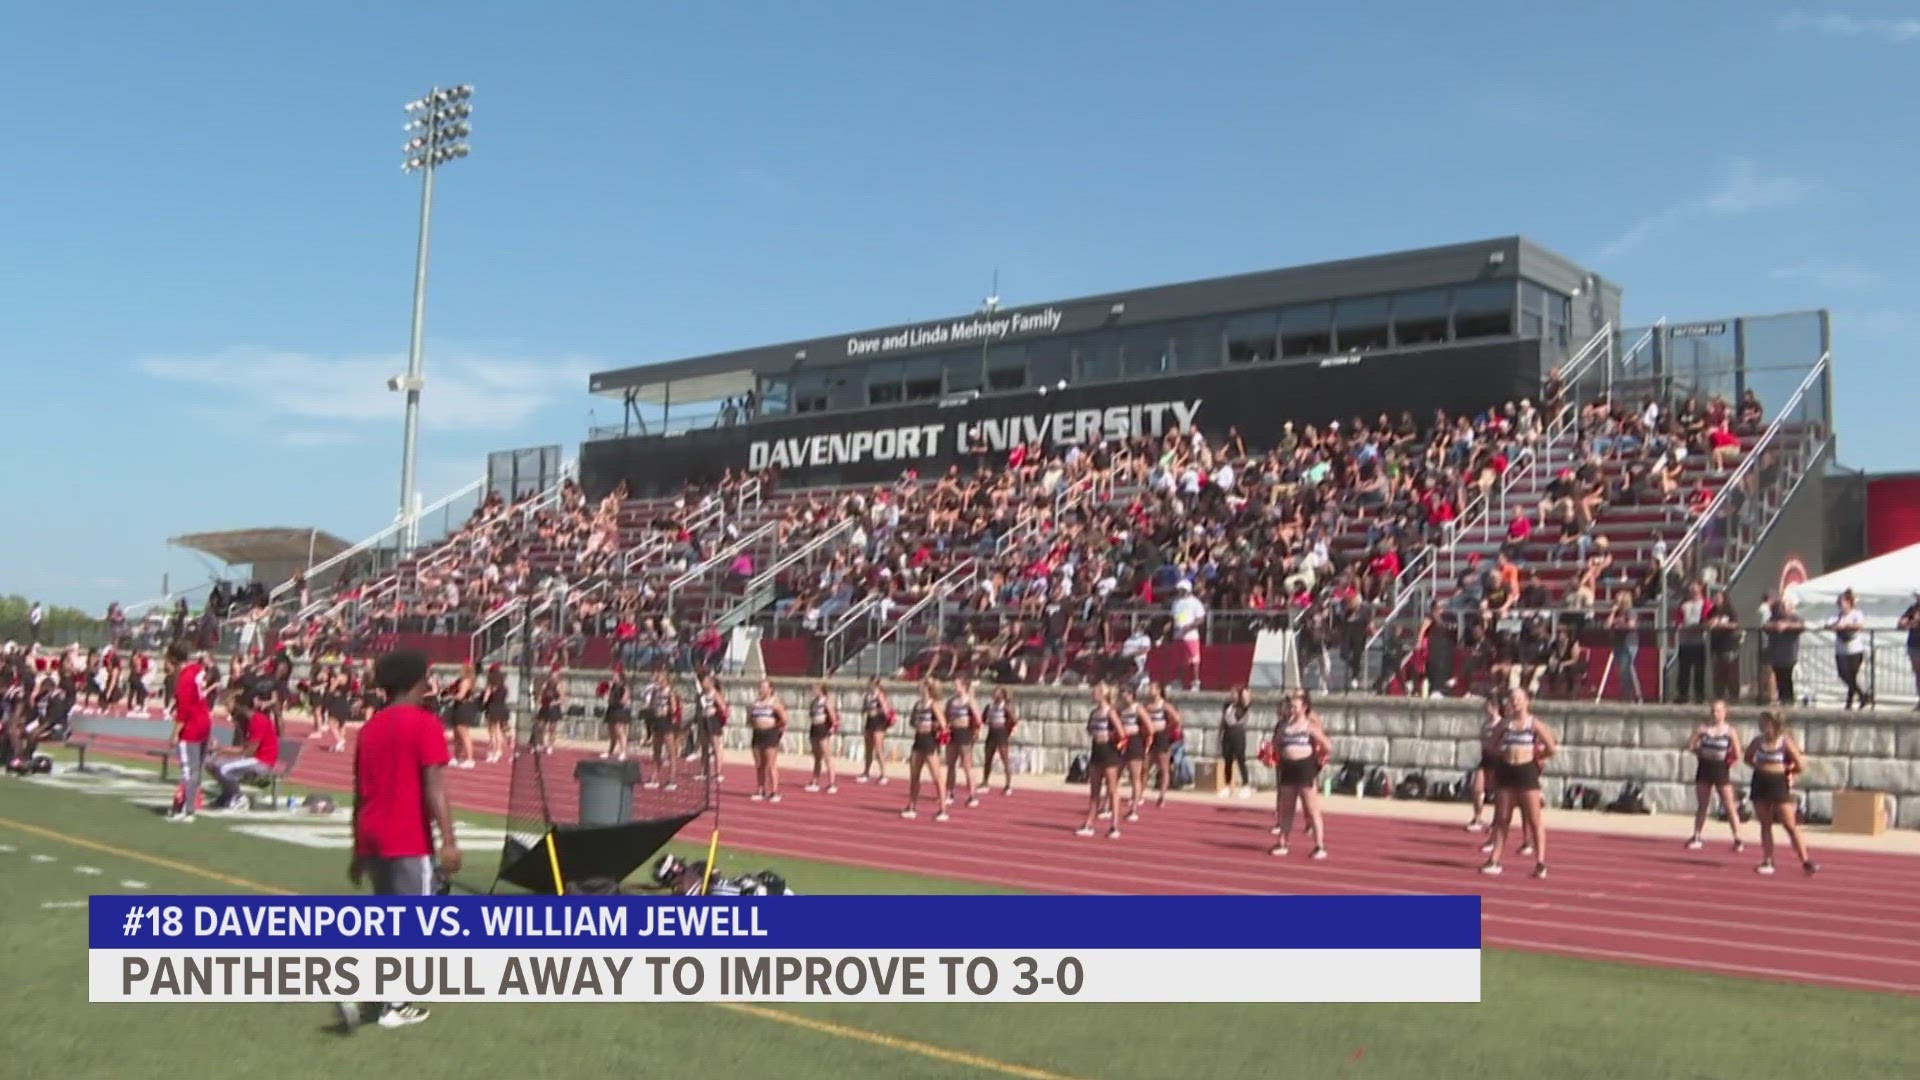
xmin=3 ymin=761 xmax=1916 ymax=1080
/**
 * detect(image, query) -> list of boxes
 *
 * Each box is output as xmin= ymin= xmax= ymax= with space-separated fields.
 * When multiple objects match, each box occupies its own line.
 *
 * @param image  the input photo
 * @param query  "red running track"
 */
xmin=160 ymin=728 xmax=1920 ymax=996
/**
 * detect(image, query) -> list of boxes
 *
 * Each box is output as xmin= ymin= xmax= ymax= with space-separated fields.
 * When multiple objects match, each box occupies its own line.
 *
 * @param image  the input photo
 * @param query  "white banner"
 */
xmin=92 ymin=947 xmax=1479 ymax=1004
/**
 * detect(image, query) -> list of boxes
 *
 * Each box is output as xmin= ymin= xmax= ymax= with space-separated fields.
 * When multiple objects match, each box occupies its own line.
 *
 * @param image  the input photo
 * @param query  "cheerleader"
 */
xmin=1218 ymin=686 xmax=1254 ymax=798
xmin=1076 ymin=684 xmax=1124 ymax=839
xmin=746 ymin=679 xmax=788 ymax=803
xmin=322 ymin=668 xmax=352 ymax=753
xmin=1686 ymin=699 xmax=1746 ymax=852
xmin=1142 ymin=682 xmax=1184 ymax=809
xmin=900 ymin=680 xmax=949 ymax=821
xmin=1467 ymin=691 xmax=1505 ymax=836
xmin=804 ymin=682 xmax=840 ymax=794
xmin=856 ymin=676 xmax=894 ymax=785
xmin=532 ymin=662 xmax=564 ymax=754
xmin=1745 ymin=712 xmax=1819 ymax=875
xmin=482 ymin=663 xmax=512 ymax=763
xmin=942 ymin=675 xmax=981 ymax=808
xmin=694 ymin=672 xmax=729 ymax=782
xmin=980 ymin=686 xmax=1018 ymax=796
xmin=447 ymin=661 xmax=479 ymax=768
xmin=601 ymin=663 xmax=633 ymax=762
xmin=1481 ymin=688 xmax=1556 ymax=879
xmin=1268 ymin=693 xmax=1332 ymax=858
xmin=646 ymin=668 xmax=684 ymax=790
xmin=1115 ymin=686 xmax=1152 ymax=822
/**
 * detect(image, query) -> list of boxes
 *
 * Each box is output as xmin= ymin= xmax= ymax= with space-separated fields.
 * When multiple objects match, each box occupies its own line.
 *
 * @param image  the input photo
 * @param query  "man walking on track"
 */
xmin=340 ymin=649 xmax=463 ymax=1032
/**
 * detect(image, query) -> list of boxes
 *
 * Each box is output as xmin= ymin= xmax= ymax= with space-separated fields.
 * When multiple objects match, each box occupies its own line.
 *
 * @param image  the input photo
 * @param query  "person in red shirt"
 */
xmin=209 ymin=678 xmax=280 ymax=809
xmin=165 ymin=642 xmax=212 ymax=822
xmin=340 ymin=649 xmax=461 ymax=1033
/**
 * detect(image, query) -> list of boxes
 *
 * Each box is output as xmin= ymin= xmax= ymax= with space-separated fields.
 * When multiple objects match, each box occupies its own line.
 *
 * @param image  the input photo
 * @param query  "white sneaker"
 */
xmin=1238 ymin=786 xmax=1253 ymax=800
xmin=1311 ymin=847 xmax=1328 ymax=861
xmin=769 ymin=793 xmax=782 ymax=804
xmin=934 ymin=811 xmax=949 ymax=823
xmin=749 ymin=793 xmax=764 ymax=802
xmin=1479 ymin=840 xmax=1496 ymax=855
xmin=665 ymin=782 xmax=679 ymax=792
xmin=804 ymin=783 xmax=820 ymax=793
xmin=900 ymin=809 xmax=917 ymax=819
xmin=1217 ymin=788 xmax=1233 ymax=799
xmin=966 ymin=797 xmax=980 ymax=809
xmin=826 ymin=785 xmax=838 ymax=794
xmin=1075 ymin=826 xmax=1095 ymax=837
xmin=1480 ymin=862 xmax=1503 ymax=876
xmin=1685 ymin=837 xmax=1704 ymax=851
xmin=876 ymin=777 xmax=889 ymax=786
xmin=1518 ymin=844 xmax=1535 ymax=857
xmin=1270 ymin=843 xmax=1289 ymax=857
xmin=377 ymin=1004 xmax=430 ymax=1028
xmin=336 ymin=1002 xmax=364 ymax=1032
xmin=1755 ymin=862 xmax=1776 ymax=876
xmin=855 ymin=775 xmax=870 ymax=784
xmin=1465 ymin=820 xmax=1485 ymax=833
xmin=1125 ymin=812 xmax=1140 ymax=823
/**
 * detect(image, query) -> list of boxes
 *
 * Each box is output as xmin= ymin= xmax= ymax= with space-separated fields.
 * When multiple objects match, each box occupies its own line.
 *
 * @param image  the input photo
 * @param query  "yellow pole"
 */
xmin=700 ymin=828 xmax=721 ymax=894
xmin=544 ymin=831 xmax=565 ymax=896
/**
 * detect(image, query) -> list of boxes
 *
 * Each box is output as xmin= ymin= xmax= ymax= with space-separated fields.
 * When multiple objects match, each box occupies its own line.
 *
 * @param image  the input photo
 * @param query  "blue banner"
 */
xmin=90 ymin=895 xmax=1479 ymax=951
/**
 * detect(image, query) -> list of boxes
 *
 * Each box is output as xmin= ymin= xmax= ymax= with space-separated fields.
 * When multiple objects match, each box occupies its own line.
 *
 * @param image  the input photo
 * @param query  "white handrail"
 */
xmin=1660 ymin=352 xmax=1829 ymax=577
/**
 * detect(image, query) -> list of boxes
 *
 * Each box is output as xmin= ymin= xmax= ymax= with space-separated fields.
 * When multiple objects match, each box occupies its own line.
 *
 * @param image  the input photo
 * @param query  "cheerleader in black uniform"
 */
xmin=980 ymin=687 xmax=1018 ymax=796
xmin=1142 ymin=682 xmax=1184 ymax=809
xmin=1468 ymin=691 xmax=1504 ymax=841
xmin=856 ymin=676 xmax=894 ymax=785
xmin=694 ymin=672 xmax=729 ymax=783
xmin=1746 ymin=712 xmax=1818 ymax=875
xmin=746 ymin=679 xmax=788 ymax=803
xmin=1480 ymin=688 xmax=1557 ymax=879
xmin=1686 ymin=699 xmax=1746 ymax=852
xmin=533 ymin=664 xmax=564 ymax=755
xmin=642 ymin=668 xmax=683 ymax=790
xmin=804 ymin=682 xmax=840 ymax=794
xmin=1077 ymin=684 xmax=1124 ymax=839
xmin=354 ymin=662 xmax=382 ymax=725
xmin=942 ymin=675 xmax=982 ymax=809
xmin=1269 ymin=694 xmax=1332 ymax=859
xmin=482 ymin=663 xmax=512 ymax=763
xmin=602 ymin=663 xmax=633 ymax=762
xmin=324 ymin=669 xmax=354 ymax=753
xmin=900 ymin=680 xmax=949 ymax=821
xmin=447 ymin=661 xmax=480 ymax=769
xmin=1218 ymin=686 xmax=1254 ymax=799
xmin=1115 ymin=687 xmax=1152 ymax=822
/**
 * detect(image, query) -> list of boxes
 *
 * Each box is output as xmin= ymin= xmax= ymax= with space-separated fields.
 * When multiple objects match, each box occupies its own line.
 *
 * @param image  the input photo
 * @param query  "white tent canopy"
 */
xmin=1786 ymin=543 xmax=1920 ymax=627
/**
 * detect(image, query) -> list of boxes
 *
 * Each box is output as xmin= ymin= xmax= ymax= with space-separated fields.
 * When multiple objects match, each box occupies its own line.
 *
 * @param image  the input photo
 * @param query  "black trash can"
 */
xmin=573 ymin=759 xmax=641 ymax=827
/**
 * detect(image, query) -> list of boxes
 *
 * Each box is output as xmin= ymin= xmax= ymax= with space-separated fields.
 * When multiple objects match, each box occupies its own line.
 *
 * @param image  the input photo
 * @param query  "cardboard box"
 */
xmin=1831 ymin=789 xmax=1889 ymax=836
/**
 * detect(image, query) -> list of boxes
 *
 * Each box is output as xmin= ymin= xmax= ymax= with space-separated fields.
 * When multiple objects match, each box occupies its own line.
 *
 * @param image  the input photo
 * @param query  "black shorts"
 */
xmin=604 ymin=707 xmax=631 ymax=727
xmin=1277 ymin=757 xmax=1320 ymax=786
xmin=1090 ymin=743 xmax=1122 ymax=770
xmin=644 ymin=714 xmax=666 ymax=738
xmin=984 ymin=728 xmax=1010 ymax=751
xmin=1149 ymin=731 xmax=1173 ymax=754
xmin=535 ymin=706 xmax=560 ymax=723
xmin=705 ymin=716 xmax=726 ymax=740
xmin=808 ymin=722 xmax=832 ymax=743
xmin=1479 ymin=754 xmax=1500 ymax=775
xmin=1695 ymin=759 xmax=1731 ymax=785
xmin=1494 ymin=761 xmax=1542 ymax=792
xmin=911 ymin=733 xmax=940 ymax=756
xmin=863 ymin=715 xmax=889 ymax=735
xmin=1123 ymin=738 xmax=1147 ymax=762
xmin=750 ymin=728 xmax=781 ymax=750
xmin=948 ymin=727 xmax=976 ymax=749
xmin=1750 ymin=771 xmax=1794 ymax=805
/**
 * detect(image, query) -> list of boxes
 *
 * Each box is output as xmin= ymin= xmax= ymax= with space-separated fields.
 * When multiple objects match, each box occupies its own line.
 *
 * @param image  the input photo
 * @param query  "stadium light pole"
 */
xmin=394 ymin=84 xmax=474 ymax=549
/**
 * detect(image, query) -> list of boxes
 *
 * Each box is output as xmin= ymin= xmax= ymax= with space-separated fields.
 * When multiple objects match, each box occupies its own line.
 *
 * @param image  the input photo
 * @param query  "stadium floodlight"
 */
xmin=393 ymin=84 xmax=473 ymax=548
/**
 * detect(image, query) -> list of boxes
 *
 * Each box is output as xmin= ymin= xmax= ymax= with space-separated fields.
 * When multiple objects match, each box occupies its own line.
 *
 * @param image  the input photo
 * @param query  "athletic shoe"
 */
xmin=1075 ymin=826 xmax=1095 ymax=837
xmin=1733 ymin=840 xmax=1746 ymax=853
xmin=826 ymin=785 xmax=838 ymax=794
xmin=1532 ymin=864 xmax=1548 ymax=880
xmin=1001 ymin=787 xmax=1012 ymax=797
xmin=1125 ymin=812 xmax=1140 ymax=823
xmin=1311 ymin=847 xmax=1328 ymax=861
xmin=1685 ymin=837 xmax=1704 ymax=851
xmin=1479 ymin=862 xmax=1503 ymax=876
xmin=166 ymin=813 xmax=195 ymax=824
xmin=1269 ymin=843 xmax=1288 ymax=857
xmin=377 ymin=1004 xmax=430 ymax=1028
xmin=1106 ymin=829 xmax=1121 ymax=840
xmin=876 ymin=777 xmax=888 ymax=785
xmin=664 ymin=783 xmax=678 ymax=792
xmin=855 ymin=775 xmax=870 ymax=784
xmin=804 ymin=783 xmax=820 ymax=793
xmin=749 ymin=793 xmax=764 ymax=802
xmin=1270 ymin=824 xmax=1284 ymax=836
xmin=966 ymin=797 xmax=980 ymax=809
xmin=1465 ymin=820 xmax=1485 ymax=833
xmin=1099 ymin=810 xmax=1114 ymax=821
xmin=642 ymin=780 xmax=660 ymax=790
xmin=934 ymin=811 xmax=949 ymax=823
xmin=1518 ymin=843 xmax=1535 ymax=857
xmin=1755 ymin=861 xmax=1776 ymax=876
xmin=1479 ymin=840 xmax=1495 ymax=855
xmin=768 ymin=793 xmax=782 ymax=804
xmin=336 ymin=1002 xmax=364 ymax=1032
xmin=1803 ymin=861 xmax=1820 ymax=876
xmin=1217 ymin=788 xmax=1233 ymax=799
xmin=900 ymin=809 xmax=917 ymax=819
xmin=1238 ymin=786 xmax=1253 ymax=800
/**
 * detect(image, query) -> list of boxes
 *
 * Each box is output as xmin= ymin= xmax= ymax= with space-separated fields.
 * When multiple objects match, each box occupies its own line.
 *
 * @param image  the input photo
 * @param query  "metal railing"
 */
xmin=665 ymin=520 xmax=778 ymax=617
xmin=830 ymin=558 xmax=979 ymax=679
xmin=713 ymin=517 xmax=858 ymax=634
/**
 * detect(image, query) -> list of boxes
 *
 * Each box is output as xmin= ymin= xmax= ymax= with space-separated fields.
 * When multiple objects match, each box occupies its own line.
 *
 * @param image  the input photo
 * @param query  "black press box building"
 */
xmin=581 ymin=237 xmax=1622 ymax=496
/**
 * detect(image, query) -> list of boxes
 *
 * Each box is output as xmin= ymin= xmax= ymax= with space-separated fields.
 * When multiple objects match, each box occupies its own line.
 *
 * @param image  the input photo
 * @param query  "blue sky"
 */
xmin=2 ymin=2 xmax=1914 ymax=613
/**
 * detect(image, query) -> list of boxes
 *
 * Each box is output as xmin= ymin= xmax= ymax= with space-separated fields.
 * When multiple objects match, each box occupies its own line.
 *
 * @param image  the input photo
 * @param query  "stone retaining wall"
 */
xmin=438 ymin=666 xmax=1920 ymax=827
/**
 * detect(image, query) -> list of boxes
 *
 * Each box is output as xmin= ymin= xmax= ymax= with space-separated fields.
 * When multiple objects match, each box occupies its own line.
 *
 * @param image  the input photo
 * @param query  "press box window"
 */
xmin=1453 ymin=281 xmax=1515 ymax=340
xmin=1333 ymin=297 xmax=1391 ymax=353
xmin=1279 ymin=304 xmax=1332 ymax=358
xmin=1225 ymin=312 xmax=1279 ymax=364
xmin=1391 ymin=290 xmax=1450 ymax=347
